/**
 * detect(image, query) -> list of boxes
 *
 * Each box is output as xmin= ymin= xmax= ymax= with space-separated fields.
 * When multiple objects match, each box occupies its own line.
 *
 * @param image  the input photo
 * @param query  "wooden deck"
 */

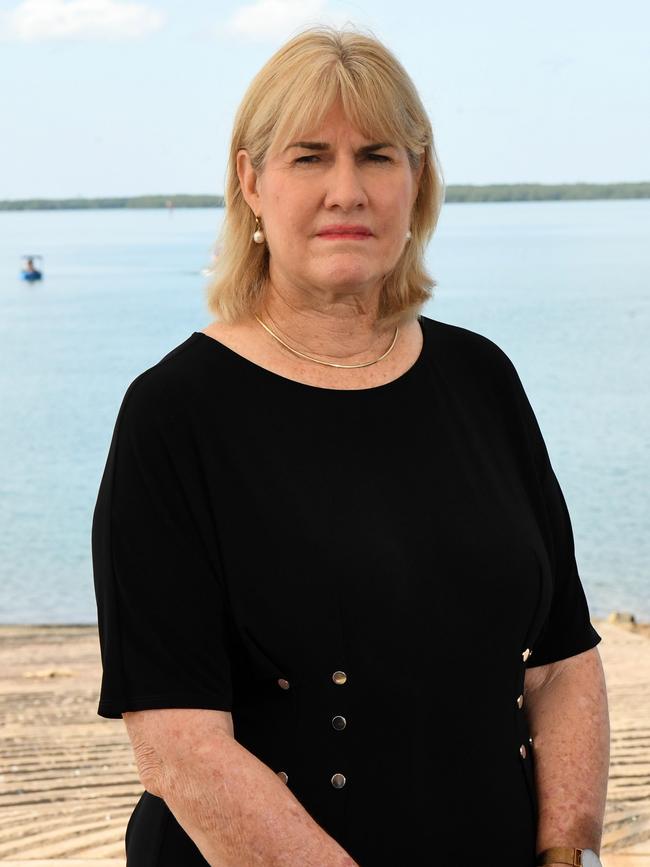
xmin=0 ymin=620 xmax=648 ymax=863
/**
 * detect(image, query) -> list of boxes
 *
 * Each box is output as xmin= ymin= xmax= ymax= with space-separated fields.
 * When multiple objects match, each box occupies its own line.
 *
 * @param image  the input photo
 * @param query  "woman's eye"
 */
xmin=294 ymin=154 xmax=391 ymax=164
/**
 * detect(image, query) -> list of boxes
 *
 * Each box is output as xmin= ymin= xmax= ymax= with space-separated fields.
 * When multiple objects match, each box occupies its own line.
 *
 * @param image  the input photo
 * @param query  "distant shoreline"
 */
xmin=1 ymin=182 xmax=649 ymax=211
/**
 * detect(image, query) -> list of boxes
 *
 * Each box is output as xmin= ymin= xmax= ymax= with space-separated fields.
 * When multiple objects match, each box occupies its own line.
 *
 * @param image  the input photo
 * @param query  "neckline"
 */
xmin=192 ymin=315 xmax=428 ymax=394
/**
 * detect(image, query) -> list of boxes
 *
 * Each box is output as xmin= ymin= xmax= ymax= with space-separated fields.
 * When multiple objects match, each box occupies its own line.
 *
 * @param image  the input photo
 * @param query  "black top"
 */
xmin=92 ymin=313 xmax=601 ymax=867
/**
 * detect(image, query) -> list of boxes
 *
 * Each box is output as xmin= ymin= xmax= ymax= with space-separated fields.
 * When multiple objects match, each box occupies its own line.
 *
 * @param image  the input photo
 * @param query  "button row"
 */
xmin=331 ymin=677 xmax=347 ymax=785
xmin=518 ymin=649 xmax=533 ymax=759
xmin=276 ymin=670 xmax=348 ymax=690
xmin=276 ymin=672 xmax=349 ymax=788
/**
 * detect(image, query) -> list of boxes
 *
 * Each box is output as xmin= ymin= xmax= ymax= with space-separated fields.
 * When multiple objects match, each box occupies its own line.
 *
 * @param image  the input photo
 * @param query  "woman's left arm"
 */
xmin=524 ymin=646 xmax=610 ymax=862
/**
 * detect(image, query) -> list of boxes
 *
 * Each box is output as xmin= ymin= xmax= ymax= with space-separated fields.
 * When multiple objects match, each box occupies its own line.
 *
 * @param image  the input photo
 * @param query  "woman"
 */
xmin=92 ymin=25 xmax=610 ymax=867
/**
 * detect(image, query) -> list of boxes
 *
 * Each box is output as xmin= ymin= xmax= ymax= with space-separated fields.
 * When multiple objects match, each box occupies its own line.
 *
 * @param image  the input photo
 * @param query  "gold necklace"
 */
xmin=253 ymin=314 xmax=399 ymax=369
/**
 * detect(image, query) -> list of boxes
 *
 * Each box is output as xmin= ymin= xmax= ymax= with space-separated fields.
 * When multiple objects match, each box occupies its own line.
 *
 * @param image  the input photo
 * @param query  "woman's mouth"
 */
xmin=316 ymin=224 xmax=373 ymax=240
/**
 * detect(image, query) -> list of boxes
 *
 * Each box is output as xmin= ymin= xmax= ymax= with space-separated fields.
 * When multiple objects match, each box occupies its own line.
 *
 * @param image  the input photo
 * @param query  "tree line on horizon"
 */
xmin=1 ymin=182 xmax=648 ymax=211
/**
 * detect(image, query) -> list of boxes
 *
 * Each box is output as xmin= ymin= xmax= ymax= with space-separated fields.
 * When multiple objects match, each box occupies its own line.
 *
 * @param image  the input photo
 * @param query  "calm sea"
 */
xmin=0 ymin=201 xmax=648 ymax=623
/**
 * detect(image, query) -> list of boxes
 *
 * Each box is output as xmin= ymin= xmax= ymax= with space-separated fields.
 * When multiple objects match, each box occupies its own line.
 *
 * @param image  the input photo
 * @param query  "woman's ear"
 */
xmin=236 ymin=149 xmax=261 ymax=213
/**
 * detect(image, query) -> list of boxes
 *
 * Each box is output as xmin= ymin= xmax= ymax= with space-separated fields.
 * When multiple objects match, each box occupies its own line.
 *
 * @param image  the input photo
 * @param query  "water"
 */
xmin=0 ymin=201 xmax=648 ymax=623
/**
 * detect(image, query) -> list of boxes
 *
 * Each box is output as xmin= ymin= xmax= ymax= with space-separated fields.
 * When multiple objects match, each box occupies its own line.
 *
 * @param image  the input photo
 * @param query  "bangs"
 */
xmin=266 ymin=59 xmax=422 ymax=165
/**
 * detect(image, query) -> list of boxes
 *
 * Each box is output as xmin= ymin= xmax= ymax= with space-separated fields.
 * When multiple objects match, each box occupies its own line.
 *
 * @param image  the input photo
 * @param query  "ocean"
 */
xmin=0 ymin=199 xmax=648 ymax=623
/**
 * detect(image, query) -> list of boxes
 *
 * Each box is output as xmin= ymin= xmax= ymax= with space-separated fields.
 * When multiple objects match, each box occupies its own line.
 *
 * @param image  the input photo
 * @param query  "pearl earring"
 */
xmin=405 ymin=229 xmax=412 ymax=240
xmin=253 ymin=215 xmax=265 ymax=244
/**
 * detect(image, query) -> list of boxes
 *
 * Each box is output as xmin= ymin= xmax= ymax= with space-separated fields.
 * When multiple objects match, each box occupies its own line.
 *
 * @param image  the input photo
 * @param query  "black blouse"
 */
xmin=92 ymin=313 xmax=602 ymax=866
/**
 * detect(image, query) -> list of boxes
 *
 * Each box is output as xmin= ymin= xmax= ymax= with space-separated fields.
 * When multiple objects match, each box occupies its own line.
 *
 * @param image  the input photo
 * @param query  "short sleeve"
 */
xmin=92 ymin=374 xmax=233 ymax=719
xmin=526 ymin=459 xmax=602 ymax=668
xmin=494 ymin=345 xmax=602 ymax=669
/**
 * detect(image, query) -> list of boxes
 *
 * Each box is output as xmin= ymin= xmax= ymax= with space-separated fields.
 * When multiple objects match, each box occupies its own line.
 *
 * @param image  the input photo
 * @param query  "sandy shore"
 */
xmin=0 ymin=619 xmax=649 ymax=866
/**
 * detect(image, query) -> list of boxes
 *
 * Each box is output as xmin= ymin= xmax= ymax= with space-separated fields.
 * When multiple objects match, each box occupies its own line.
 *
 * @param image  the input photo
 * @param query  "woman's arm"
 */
xmin=524 ymin=647 xmax=610 ymax=862
xmin=123 ymin=707 xmax=359 ymax=867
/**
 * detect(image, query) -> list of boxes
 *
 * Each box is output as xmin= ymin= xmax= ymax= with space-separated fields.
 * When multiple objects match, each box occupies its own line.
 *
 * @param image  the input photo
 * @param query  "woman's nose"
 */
xmin=323 ymin=158 xmax=369 ymax=210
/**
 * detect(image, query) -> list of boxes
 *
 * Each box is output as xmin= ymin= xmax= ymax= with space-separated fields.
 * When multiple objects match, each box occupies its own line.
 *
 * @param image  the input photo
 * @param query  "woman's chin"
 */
xmin=311 ymin=263 xmax=383 ymax=292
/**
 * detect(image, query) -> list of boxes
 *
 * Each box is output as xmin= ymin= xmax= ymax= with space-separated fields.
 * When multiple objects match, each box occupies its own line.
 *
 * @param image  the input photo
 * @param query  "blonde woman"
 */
xmin=92 ymin=25 xmax=609 ymax=867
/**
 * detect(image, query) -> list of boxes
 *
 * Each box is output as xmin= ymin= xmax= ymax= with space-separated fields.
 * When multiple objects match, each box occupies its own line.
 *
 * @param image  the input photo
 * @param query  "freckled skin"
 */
xmin=125 ymin=707 xmax=358 ymax=865
xmin=524 ymin=647 xmax=610 ymax=859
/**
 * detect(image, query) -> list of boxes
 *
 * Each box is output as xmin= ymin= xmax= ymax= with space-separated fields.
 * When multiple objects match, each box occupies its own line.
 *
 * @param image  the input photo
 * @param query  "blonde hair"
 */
xmin=204 ymin=24 xmax=445 ymax=329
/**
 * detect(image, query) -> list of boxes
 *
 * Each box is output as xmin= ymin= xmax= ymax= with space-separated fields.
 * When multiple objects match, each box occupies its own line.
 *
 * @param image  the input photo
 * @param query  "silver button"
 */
xmin=516 ymin=694 xmax=524 ymax=709
xmin=332 ymin=715 xmax=346 ymax=730
xmin=332 ymin=671 xmax=347 ymax=685
xmin=331 ymin=772 xmax=346 ymax=788
xmin=277 ymin=678 xmax=290 ymax=690
xmin=529 ymin=736 xmax=534 ymax=746
xmin=277 ymin=770 xmax=288 ymax=783
xmin=522 ymin=648 xmax=531 ymax=662
xmin=519 ymin=744 xmax=527 ymax=759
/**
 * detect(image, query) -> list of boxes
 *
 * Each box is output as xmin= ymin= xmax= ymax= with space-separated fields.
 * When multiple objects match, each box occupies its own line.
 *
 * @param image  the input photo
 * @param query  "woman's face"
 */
xmin=238 ymin=100 xmax=423 ymax=303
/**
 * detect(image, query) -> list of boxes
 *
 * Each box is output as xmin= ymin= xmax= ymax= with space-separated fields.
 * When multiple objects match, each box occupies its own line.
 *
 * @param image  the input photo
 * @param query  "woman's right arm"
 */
xmin=123 ymin=707 xmax=359 ymax=867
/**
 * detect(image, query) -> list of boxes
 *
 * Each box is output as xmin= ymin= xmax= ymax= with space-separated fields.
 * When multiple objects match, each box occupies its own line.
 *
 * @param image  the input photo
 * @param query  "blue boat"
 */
xmin=21 ymin=254 xmax=43 ymax=281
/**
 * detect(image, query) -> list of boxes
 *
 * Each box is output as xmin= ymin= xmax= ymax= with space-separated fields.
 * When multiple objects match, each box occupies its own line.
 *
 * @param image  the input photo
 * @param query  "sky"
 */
xmin=0 ymin=0 xmax=648 ymax=199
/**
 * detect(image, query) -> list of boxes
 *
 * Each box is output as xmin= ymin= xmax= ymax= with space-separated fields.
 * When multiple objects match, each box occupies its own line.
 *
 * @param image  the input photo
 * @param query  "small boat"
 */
xmin=21 ymin=254 xmax=43 ymax=281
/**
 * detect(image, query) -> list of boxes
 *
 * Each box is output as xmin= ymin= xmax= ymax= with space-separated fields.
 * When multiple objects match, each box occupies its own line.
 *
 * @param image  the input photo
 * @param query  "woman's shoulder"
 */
xmin=114 ymin=332 xmax=214 ymax=433
xmin=422 ymin=314 xmax=551 ymax=467
xmin=420 ymin=313 xmax=519 ymax=382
